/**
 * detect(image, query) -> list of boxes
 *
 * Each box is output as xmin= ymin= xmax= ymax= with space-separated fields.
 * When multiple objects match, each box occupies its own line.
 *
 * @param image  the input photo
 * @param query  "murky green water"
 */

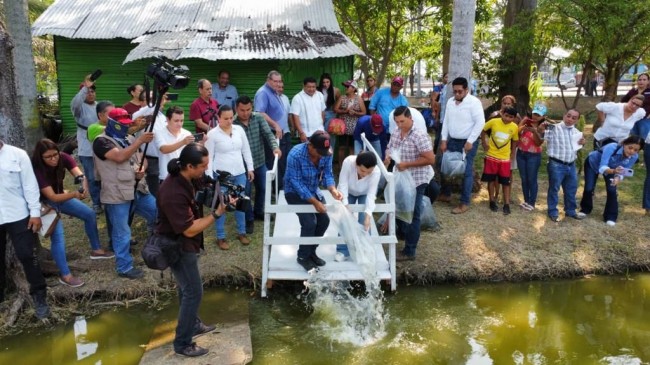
xmin=2 ymin=274 xmax=649 ymax=364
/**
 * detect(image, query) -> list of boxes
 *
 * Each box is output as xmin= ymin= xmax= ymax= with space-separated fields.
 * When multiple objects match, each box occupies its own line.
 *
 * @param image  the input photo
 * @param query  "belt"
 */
xmin=549 ymin=157 xmax=574 ymax=166
xmin=146 ymin=156 xmax=158 ymax=160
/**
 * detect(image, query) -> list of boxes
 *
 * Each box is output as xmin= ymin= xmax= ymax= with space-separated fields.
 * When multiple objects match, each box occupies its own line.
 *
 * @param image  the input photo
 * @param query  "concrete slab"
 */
xmin=139 ymin=317 xmax=252 ymax=365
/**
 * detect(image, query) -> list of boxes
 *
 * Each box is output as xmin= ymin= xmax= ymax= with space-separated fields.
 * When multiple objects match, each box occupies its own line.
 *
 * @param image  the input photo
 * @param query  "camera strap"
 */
xmin=209 ymin=180 xmax=223 ymax=211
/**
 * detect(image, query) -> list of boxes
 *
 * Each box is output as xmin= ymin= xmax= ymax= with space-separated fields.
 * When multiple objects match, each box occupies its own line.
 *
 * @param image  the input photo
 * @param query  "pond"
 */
xmin=1 ymin=274 xmax=649 ymax=364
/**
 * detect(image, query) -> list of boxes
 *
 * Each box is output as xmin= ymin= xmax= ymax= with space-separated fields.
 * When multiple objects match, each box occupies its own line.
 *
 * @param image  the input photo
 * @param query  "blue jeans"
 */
xmin=105 ymin=192 xmax=157 ymax=274
xmin=79 ymin=156 xmax=101 ymax=208
xmin=170 ymin=250 xmax=203 ymax=352
xmin=398 ymin=184 xmax=426 ymax=257
xmin=245 ymin=164 xmax=267 ymax=221
xmin=516 ymin=151 xmax=542 ymax=206
xmin=643 ymin=146 xmax=650 ymax=209
xmin=48 ymin=198 xmax=101 ymax=276
xmin=580 ymin=162 xmax=619 ymax=221
xmin=546 ymin=160 xmax=578 ymax=218
xmin=441 ymin=139 xmax=479 ymax=205
xmin=354 ymin=140 xmax=382 ymax=159
xmin=285 ymin=193 xmax=329 ymax=259
xmin=214 ymin=173 xmax=247 ymax=238
xmin=336 ymin=194 xmax=367 ymax=256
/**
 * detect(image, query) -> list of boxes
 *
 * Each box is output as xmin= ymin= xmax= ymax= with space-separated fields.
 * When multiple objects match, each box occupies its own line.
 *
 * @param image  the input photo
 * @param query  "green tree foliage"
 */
xmin=539 ymin=0 xmax=650 ymax=102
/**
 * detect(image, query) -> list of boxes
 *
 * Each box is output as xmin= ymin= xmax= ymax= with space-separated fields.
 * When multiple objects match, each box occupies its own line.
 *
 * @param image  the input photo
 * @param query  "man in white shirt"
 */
xmin=0 ymin=140 xmax=51 ymax=319
xmin=290 ymin=76 xmax=326 ymax=142
xmin=438 ymin=77 xmax=486 ymax=214
xmin=155 ymin=106 xmax=195 ymax=182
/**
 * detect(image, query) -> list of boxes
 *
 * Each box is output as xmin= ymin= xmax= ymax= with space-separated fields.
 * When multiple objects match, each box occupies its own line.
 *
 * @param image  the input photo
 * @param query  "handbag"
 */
xmin=327 ymin=118 xmax=346 ymax=136
xmin=141 ymin=233 xmax=181 ymax=270
xmin=39 ymin=203 xmax=60 ymax=238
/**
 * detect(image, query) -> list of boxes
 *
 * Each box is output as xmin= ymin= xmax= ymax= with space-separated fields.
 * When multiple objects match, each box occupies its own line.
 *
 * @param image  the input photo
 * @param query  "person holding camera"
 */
xmin=154 ymin=106 xmax=196 ymax=185
xmin=157 ymin=143 xmax=230 ymax=357
xmin=516 ymin=104 xmax=546 ymax=211
xmin=31 ymin=139 xmax=114 ymax=288
xmin=93 ymin=112 xmax=157 ymax=279
xmin=284 ymin=131 xmax=343 ymax=271
xmin=579 ymin=136 xmax=643 ymax=226
xmin=205 ymin=105 xmax=254 ymax=250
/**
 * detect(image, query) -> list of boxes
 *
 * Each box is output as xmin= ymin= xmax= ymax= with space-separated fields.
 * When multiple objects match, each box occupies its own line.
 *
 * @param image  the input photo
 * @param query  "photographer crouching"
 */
xmin=156 ymin=143 xmax=232 ymax=357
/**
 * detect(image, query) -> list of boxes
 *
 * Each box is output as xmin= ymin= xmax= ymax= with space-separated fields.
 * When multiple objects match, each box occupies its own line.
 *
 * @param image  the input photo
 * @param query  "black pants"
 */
xmin=146 ymin=156 xmax=160 ymax=198
xmin=0 ymin=216 xmax=47 ymax=296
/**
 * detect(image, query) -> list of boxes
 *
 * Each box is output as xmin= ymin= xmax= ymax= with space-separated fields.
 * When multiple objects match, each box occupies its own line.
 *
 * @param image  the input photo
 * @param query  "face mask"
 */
xmin=105 ymin=118 xmax=129 ymax=141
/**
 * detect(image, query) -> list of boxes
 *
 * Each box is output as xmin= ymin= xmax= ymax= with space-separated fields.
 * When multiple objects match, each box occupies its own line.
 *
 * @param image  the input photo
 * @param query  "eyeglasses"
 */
xmin=42 ymin=152 xmax=60 ymax=160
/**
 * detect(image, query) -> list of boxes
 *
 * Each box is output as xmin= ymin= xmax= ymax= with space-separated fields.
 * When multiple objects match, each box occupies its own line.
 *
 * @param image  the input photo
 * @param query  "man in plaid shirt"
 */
xmin=538 ymin=109 xmax=587 ymax=222
xmin=233 ymin=96 xmax=281 ymax=234
xmin=284 ymin=131 xmax=343 ymax=271
xmin=384 ymin=106 xmax=435 ymax=261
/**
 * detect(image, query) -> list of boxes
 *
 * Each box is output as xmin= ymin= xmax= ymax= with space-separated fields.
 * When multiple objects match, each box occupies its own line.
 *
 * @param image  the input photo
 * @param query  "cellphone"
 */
xmin=89 ymin=69 xmax=103 ymax=82
xmin=166 ymin=93 xmax=179 ymax=101
xmin=193 ymin=133 xmax=204 ymax=142
xmin=622 ymin=168 xmax=634 ymax=177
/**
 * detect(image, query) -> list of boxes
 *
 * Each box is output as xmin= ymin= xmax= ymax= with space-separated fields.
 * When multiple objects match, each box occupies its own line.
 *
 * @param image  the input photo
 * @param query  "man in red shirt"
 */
xmin=189 ymin=79 xmax=219 ymax=133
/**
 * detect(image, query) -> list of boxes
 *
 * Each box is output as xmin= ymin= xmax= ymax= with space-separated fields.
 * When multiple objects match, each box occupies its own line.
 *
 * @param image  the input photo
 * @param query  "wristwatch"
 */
xmin=211 ymin=210 xmax=221 ymax=219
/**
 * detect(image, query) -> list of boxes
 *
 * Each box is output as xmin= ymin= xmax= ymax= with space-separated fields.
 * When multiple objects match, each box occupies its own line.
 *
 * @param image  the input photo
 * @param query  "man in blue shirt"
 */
xmin=353 ymin=114 xmax=386 ymax=158
xmin=284 ymin=131 xmax=342 ymax=271
xmin=211 ymin=70 xmax=239 ymax=108
xmin=369 ymin=76 xmax=409 ymax=132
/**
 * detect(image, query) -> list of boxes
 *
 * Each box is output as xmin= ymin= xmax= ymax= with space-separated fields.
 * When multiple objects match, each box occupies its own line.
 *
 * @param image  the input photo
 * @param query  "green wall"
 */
xmin=55 ymin=37 xmax=354 ymax=134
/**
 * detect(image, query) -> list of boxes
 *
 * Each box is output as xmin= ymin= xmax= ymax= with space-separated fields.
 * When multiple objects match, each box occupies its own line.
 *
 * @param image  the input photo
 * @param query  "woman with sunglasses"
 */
xmin=31 ymin=139 xmax=114 ymax=287
xmin=593 ymin=95 xmax=646 ymax=150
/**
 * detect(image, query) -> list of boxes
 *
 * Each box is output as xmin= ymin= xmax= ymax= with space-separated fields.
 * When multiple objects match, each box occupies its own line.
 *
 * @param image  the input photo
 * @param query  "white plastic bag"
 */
xmin=391 ymin=148 xmax=416 ymax=224
xmin=420 ymin=198 xmax=437 ymax=229
xmin=441 ymin=150 xmax=466 ymax=178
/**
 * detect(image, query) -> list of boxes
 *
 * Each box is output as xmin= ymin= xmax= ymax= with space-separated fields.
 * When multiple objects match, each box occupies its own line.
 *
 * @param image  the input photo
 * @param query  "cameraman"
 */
xmin=157 ymin=143 xmax=229 ymax=357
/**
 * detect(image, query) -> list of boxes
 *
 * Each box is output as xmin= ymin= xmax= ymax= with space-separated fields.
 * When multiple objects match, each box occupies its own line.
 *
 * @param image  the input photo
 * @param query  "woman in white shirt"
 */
xmin=205 ymin=105 xmax=254 ymax=250
xmin=335 ymin=151 xmax=381 ymax=261
xmin=593 ymin=95 xmax=646 ymax=150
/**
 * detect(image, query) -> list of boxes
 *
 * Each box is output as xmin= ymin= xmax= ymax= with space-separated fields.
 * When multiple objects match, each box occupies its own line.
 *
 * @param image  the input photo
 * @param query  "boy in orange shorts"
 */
xmin=481 ymin=107 xmax=519 ymax=215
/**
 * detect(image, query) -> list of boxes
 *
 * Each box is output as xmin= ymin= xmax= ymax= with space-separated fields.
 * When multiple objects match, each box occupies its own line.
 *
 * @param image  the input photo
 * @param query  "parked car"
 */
xmin=559 ymin=78 xmax=576 ymax=90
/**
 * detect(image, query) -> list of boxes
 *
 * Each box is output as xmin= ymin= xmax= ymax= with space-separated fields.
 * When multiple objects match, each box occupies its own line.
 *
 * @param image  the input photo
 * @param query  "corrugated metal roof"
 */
xmin=32 ymin=0 xmax=363 ymax=60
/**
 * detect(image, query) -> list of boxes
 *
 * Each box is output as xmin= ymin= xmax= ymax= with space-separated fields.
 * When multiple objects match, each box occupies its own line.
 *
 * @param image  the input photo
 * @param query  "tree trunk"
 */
xmin=602 ymin=59 xmax=622 ymax=102
xmin=446 ymin=0 xmax=477 ymax=105
xmin=497 ymin=0 xmax=537 ymax=114
xmin=4 ymin=0 xmax=42 ymax=151
xmin=1 ymin=19 xmax=33 ymax=324
xmin=440 ymin=0 xmax=452 ymax=75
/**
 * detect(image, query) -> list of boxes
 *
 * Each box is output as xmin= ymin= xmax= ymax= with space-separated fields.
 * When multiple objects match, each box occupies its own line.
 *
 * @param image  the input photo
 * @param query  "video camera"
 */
xmin=195 ymin=171 xmax=250 ymax=212
xmin=146 ymin=56 xmax=190 ymax=89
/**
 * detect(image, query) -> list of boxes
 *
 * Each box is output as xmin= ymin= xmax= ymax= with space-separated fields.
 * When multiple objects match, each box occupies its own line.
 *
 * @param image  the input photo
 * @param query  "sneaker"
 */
xmin=90 ymin=250 xmax=115 ymax=260
xmin=118 ymin=267 xmax=144 ymax=280
xmin=237 ymin=234 xmax=251 ymax=246
xmin=606 ymin=220 xmax=616 ymax=227
xmin=310 ymin=253 xmax=326 ymax=266
xmin=30 ymin=289 xmax=51 ymax=320
xmin=175 ymin=343 xmax=208 ymax=357
xmin=193 ymin=322 xmax=217 ymax=338
xmin=59 ymin=275 xmax=85 ymax=288
xmin=549 ymin=216 xmax=561 ymax=222
xmin=216 ymin=238 xmax=230 ymax=250
xmin=452 ymin=204 xmax=469 ymax=214
xmin=297 ymin=257 xmax=318 ymax=271
xmin=489 ymin=201 xmax=498 ymax=212
xmin=246 ymin=220 xmax=254 ymax=234
xmin=334 ymin=252 xmax=347 ymax=262
xmin=93 ymin=205 xmax=103 ymax=215
xmin=520 ymin=202 xmax=534 ymax=211
xmin=503 ymin=204 xmax=511 ymax=215
xmin=568 ymin=212 xmax=587 ymax=220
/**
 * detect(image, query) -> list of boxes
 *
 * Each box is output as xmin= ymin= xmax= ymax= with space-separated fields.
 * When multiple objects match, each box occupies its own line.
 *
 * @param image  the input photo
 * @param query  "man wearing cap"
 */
xmin=438 ymin=77 xmax=486 ymax=214
xmin=72 ymin=75 xmax=102 ymax=214
xmin=93 ymin=111 xmax=157 ymax=279
xmin=212 ymin=70 xmax=239 ymax=109
xmin=189 ymin=79 xmax=219 ymax=133
xmin=290 ymin=77 xmax=327 ymax=142
xmin=368 ymin=76 xmax=409 ymax=133
xmin=284 ymin=131 xmax=343 ymax=271
xmin=353 ymin=114 xmax=387 ymax=159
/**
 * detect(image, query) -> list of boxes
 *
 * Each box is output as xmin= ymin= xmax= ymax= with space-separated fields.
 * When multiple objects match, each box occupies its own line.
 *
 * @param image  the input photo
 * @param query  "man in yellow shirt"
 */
xmin=480 ymin=107 xmax=519 ymax=215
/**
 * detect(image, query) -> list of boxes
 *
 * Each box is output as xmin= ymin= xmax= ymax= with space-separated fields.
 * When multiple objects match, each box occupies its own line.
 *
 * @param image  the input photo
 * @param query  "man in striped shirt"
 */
xmin=538 ymin=109 xmax=586 ymax=222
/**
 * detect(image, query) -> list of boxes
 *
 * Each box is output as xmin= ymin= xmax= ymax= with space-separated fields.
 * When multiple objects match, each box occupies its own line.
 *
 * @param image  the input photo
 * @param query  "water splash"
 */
xmin=303 ymin=203 xmax=387 ymax=346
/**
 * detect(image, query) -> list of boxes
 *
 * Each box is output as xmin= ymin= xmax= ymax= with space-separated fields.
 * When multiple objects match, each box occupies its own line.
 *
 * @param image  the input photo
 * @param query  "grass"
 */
xmin=2 ymin=97 xmax=649 ymax=333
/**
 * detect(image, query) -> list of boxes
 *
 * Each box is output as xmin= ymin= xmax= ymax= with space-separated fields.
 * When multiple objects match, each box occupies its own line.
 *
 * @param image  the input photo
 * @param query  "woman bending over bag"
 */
xmin=31 ymin=139 xmax=114 ymax=288
xmin=156 ymin=143 xmax=230 ymax=358
xmin=579 ymin=135 xmax=643 ymax=226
